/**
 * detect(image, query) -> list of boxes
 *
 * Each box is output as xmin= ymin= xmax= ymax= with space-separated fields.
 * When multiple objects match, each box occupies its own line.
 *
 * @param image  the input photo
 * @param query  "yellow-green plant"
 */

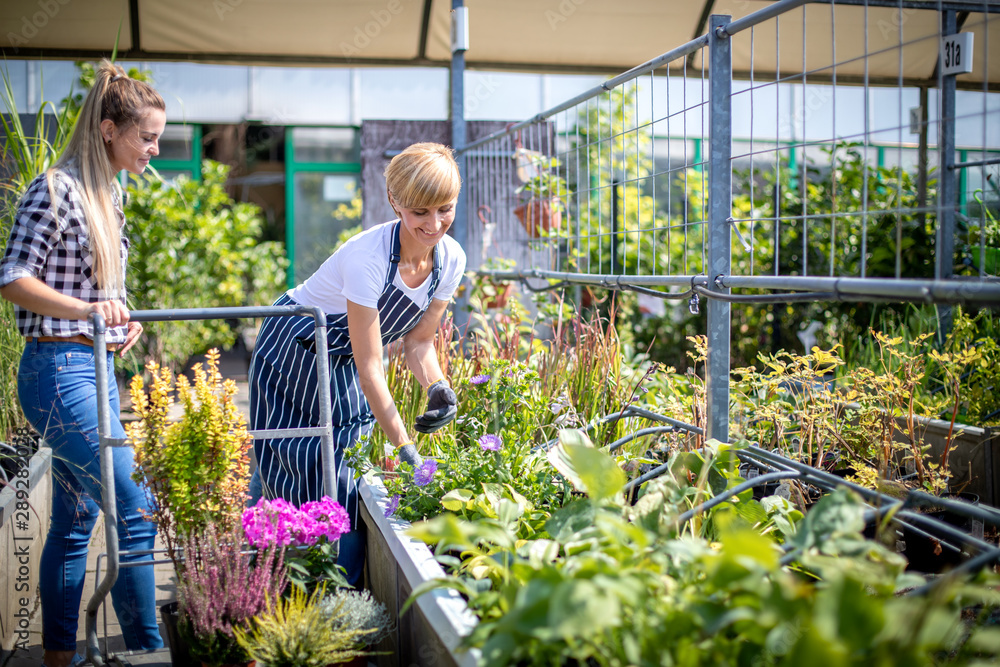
xmin=127 ymin=349 xmax=250 ymax=572
xmin=234 ymin=585 xmax=368 ymax=667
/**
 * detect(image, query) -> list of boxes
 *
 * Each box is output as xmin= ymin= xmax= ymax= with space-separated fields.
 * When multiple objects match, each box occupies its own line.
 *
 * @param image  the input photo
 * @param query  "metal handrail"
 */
xmin=85 ymin=304 xmax=337 ymax=666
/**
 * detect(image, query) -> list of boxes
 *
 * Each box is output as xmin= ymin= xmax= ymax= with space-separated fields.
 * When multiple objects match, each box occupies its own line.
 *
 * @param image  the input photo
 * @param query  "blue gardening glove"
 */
xmin=397 ymin=442 xmax=423 ymax=467
xmin=414 ymin=380 xmax=457 ymax=433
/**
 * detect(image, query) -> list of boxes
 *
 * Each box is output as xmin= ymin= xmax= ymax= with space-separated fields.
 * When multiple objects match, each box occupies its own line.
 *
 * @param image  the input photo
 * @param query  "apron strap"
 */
xmin=426 ymin=244 xmax=442 ymax=301
xmin=385 ymin=221 xmax=402 ymax=286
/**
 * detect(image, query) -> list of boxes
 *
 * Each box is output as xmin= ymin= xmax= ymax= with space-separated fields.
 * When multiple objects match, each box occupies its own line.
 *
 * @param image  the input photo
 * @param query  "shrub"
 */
xmin=125 ymin=161 xmax=288 ymax=371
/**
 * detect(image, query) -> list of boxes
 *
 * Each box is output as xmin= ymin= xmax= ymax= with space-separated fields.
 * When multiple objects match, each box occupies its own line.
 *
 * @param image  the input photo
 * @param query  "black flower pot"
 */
xmin=160 ymin=601 xmax=200 ymax=667
xmin=902 ymin=493 xmax=982 ymax=574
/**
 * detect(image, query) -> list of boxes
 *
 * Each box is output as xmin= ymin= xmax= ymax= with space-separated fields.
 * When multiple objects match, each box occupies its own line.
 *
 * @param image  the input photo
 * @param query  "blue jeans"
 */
xmin=18 ymin=341 xmax=163 ymax=652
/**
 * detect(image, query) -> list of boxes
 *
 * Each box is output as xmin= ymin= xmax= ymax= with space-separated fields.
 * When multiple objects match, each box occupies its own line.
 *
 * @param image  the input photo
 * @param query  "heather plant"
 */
xmin=177 ymin=525 xmax=287 ymax=667
xmin=128 ymin=349 xmax=251 ymax=572
xmin=234 ymin=585 xmax=369 ymax=667
xmin=242 ymin=495 xmax=351 ymax=594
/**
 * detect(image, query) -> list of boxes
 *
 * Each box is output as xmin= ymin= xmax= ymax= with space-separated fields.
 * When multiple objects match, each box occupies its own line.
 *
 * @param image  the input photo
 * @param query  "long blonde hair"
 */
xmin=50 ymin=60 xmax=164 ymax=296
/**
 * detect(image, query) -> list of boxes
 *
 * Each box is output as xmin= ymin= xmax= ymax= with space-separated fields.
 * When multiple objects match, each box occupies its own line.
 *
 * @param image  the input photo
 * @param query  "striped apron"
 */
xmin=249 ymin=222 xmax=441 ymax=521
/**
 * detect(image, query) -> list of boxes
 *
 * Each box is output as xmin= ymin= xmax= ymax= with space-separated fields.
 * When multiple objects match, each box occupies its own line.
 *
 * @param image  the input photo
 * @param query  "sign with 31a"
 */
xmin=940 ymin=32 xmax=974 ymax=76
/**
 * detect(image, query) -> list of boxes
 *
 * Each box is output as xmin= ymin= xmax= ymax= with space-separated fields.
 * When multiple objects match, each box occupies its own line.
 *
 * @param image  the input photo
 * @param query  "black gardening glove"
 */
xmin=414 ymin=380 xmax=457 ymax=433
xmin=397 ymin=442 xmax=423 ymax=468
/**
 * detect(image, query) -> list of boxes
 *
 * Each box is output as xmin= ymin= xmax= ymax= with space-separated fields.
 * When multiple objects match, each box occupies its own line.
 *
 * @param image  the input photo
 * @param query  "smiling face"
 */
xmin=393 ymin=197 xmax=458 ymax=249
xmin=101 ymin=107 xmax=166 ymax=175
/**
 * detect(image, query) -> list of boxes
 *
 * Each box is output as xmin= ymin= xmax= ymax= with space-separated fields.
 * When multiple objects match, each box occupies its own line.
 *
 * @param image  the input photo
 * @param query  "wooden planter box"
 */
xmin=0 ymin=446 xmax=52 ymax=655
xmin=902 ymin=415 xmax=998 ymax=507
xmin=358 ymin=476 xmax=480 ymax=667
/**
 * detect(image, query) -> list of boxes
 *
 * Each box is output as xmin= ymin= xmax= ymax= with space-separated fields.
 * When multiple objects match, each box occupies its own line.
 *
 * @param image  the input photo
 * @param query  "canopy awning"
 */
xmin=2 ymin=0 xmax=997 ymax=90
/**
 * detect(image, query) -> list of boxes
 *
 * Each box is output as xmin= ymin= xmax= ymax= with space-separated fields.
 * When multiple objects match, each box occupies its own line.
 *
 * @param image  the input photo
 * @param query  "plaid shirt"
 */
xmin=0 ymin=163 xmax=129 ymax=343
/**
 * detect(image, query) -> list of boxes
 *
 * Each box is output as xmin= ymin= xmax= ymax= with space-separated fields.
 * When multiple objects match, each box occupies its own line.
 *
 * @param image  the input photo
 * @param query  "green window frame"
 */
xmin=149 ymin=124 xmax=203 ymax=180
xmin=284 ymin=127 xmax=361 ymax=288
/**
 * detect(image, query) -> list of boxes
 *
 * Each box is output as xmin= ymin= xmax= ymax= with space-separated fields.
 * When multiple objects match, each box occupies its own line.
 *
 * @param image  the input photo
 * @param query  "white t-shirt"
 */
xmin=288 ymin=221 xmax=466 ymax=313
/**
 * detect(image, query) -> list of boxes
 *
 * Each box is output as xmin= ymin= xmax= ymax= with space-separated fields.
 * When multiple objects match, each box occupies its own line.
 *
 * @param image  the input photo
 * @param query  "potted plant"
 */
xmin=233 ymin=586 xmax=372 ymax=667
xmin=513 ymin=155 xmax=568 ymax=238
xmin=176 ymin=525 xmax=287 ymax=667
xmin=476 ymin=257 xmax=517 ymax=310
xmin=242 ymin=495 xmax=352 ymax=595
xmin=127 ymin=349 xmax=252 ymax=665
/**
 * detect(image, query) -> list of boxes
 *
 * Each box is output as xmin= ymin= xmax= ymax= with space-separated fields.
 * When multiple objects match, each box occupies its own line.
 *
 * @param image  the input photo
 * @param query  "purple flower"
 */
xmin=384 ymin=494 xmax=400 ymax=518
xmin=470 ymin=374 xmax=491 ymax=385
xmin=413 ymin=459 xmax=438 ymax=487
xmin=478 ymin=434 xmax=502 ymax=451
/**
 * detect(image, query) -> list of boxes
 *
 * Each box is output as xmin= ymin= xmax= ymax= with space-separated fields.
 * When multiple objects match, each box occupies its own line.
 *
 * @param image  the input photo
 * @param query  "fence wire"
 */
xmin=461 ymin=0 xmax=1000 ymax=306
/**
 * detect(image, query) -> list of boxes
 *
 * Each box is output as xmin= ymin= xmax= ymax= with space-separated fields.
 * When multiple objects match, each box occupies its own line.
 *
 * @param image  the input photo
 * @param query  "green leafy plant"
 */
xmin=125 ymin=161 xmax=288 ymax=371
xmin=408 ymin=445 xmax=1000 ymax=667
xmin=0 ymin=65 xmax=80 ymax=440
xmin=515 ymin=155 xmax=568 ymax=206
xmin=234 ymin=585 xmax=369 ymax=667
xmin=127 ymin=349 xmax=251 ymax=573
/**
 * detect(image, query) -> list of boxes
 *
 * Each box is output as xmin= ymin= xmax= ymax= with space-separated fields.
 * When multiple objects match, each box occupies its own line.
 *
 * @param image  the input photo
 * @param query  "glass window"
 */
xmin=292 ymin=172 xmax=360 ymax=281
xmin=156 ymin=124 xmax=196 ymax=161
xmin=292 ymin=127 xmax=360 ymax=164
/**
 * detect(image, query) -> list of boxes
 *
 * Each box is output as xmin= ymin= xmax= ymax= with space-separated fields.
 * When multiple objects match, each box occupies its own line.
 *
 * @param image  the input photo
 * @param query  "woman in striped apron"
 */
xmin=248 ymin=143 xmax=466 ymax=586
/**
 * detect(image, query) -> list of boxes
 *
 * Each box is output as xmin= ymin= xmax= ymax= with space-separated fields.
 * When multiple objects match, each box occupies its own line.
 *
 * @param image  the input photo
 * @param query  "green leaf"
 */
xmin=441 ymin=488 xmax=474 ymax=512
xmin=547 ymin=430 xmax=626 ymax=502
xmin=547 ymin=579 xmax=621 ymax=637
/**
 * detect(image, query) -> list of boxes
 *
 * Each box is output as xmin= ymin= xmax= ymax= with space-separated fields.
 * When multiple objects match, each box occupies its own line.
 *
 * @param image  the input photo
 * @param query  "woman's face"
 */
xmin=103 ymin=107 xmax=166 ymax=175
xmin=394 ymin=198 xmax=457 ymax=250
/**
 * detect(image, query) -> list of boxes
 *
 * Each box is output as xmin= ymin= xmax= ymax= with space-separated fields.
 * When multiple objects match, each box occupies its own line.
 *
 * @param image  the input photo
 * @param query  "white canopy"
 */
xmin=1 ymin=0 xmax=997 ymax=90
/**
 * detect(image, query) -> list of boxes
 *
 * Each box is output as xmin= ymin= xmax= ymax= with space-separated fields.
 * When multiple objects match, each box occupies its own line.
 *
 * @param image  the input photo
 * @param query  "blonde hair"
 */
xmin=384 ymin=142 xmax=461 ymax=213
xmin=50 ymin=60 xmax=164 ymax=296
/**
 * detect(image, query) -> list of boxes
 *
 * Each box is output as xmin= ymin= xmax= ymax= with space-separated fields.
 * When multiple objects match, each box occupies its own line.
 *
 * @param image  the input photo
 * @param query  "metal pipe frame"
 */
xmin=671 ymin=471 xmax=805 ymax=524
xmin=738 ymin=447 xmax=999 ymax=550
xmin=85 ymin=304 xmax=336 ymax=666
xmin=478 ymin=269 xmax=1000 ymax=305
xmin=607 ymin=426 xmax=678 ymax=453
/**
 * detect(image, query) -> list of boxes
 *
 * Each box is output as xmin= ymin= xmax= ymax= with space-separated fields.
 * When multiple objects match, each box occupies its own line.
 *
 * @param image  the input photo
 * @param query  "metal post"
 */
xmin=936 ymin=10 xmax=958 ymax=342
xmin=450 ymin=0 xmax=471 ymax=336
xmin=85 ymin=313 xmax=116 ymax=667
xmin=611 ymin=180 xmax=620 ymax=274
xmin=706 ymin=15 xmax=733 ymax=444
xmin=917 ymin=86 xmax=929 ymax=231
xmin=307 ymin=307 xmax=337 ymax=502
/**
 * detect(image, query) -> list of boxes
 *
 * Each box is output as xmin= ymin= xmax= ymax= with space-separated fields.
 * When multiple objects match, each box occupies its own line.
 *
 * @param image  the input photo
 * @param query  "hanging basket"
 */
xmin=513 ymin=198 xmax=562 ymax=238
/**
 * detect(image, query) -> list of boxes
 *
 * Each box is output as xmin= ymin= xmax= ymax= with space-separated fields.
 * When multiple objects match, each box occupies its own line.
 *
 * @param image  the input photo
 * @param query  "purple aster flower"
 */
xmin=470 ymin=374 xmax=491 ymax=385
xmin=478 ymin=433 xmax=503 ymax=451
xmin=413 ymin=459 xmax=438 ymax=487
xmin=384 ymin=494 xmax=400 ymax=518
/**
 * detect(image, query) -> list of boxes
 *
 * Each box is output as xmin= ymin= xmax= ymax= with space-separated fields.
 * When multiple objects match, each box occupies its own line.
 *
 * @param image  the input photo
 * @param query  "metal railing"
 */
xmin=85 ymin=305 xmax=337 ymax=666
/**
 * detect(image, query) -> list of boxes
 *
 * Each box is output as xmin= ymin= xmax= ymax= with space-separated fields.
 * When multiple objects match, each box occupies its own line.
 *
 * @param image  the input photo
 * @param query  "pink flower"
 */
xmin=241 ymin=496 xmax=350 ymax=548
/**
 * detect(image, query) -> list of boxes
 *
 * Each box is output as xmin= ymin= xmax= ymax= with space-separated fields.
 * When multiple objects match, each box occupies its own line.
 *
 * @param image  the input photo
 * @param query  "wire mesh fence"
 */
xmin=462 ymin=0 xmax=999 ymax=295
xmin=458 ymin=0 xmax=1000 ymax=439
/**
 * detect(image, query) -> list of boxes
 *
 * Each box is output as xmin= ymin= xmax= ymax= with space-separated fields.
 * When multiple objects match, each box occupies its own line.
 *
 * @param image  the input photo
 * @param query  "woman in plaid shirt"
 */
xmin=0 ymin=61 xmax=166 ymax=667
